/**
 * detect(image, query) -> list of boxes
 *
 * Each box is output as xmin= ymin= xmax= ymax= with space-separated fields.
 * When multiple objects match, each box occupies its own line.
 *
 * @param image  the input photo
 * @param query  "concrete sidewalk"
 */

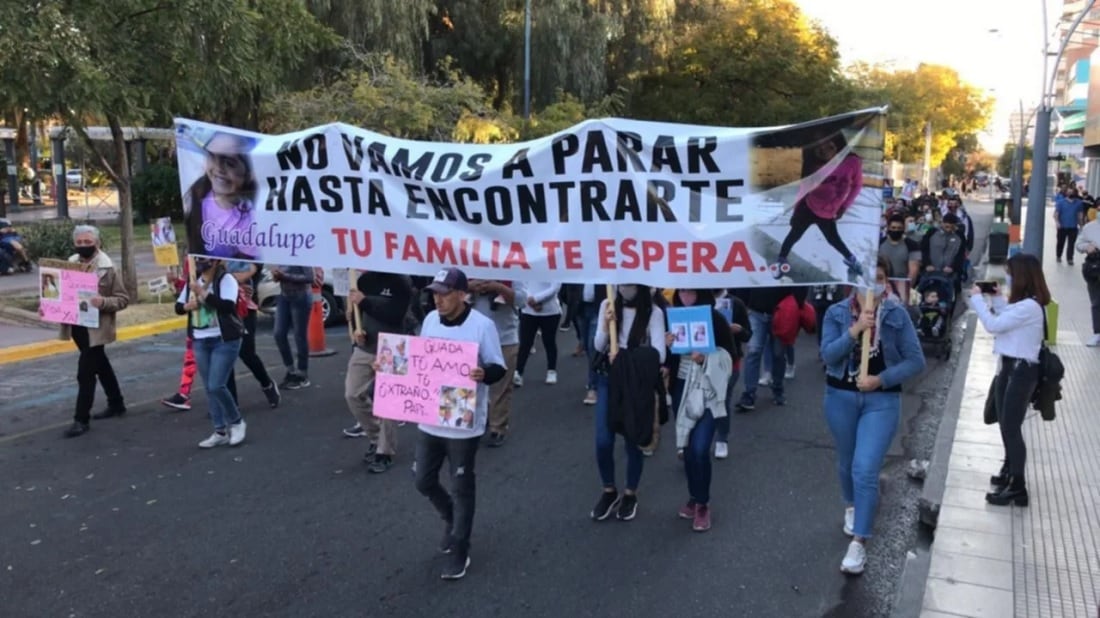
xmin=918 ymin=211 xmax=1100 ymax=617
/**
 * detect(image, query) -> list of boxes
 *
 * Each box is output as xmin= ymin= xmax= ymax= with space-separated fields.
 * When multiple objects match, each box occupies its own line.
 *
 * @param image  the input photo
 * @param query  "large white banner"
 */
xmin=174 ymin=109 xmax=886 ymax=288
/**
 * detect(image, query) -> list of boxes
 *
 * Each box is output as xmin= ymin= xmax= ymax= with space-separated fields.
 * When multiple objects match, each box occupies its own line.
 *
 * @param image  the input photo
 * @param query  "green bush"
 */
xmin=132 ymin=163 xmax=183 ymax=224
xmin=22 ymin=220 xmax=79 ymax=261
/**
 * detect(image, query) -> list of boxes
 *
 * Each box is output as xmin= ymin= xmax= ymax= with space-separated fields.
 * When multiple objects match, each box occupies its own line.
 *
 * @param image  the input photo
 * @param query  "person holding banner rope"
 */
xmin=820 ymin=256 xmax=924 ymax=575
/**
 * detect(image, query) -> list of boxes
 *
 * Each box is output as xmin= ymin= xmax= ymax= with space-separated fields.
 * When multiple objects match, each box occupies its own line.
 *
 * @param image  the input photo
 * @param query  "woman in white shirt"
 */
xmin=967 ymin=253 xmax=1051 ymax=507
xmin=590 ymin=284 xmax=666 ymax=522
xmin=1076 ymin=218 xmax=1100 ymax=346
xmin=514 ymin=281 xmax=562 ymax=387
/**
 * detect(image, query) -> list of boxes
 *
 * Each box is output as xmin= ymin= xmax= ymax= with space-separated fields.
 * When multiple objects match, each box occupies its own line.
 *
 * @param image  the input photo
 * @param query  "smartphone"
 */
xmin=976 ymin=280 xmax=999 ymax=294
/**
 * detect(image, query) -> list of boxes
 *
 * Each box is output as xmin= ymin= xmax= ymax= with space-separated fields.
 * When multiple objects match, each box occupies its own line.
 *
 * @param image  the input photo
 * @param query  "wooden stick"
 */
xmin=859 ymin=288 xmax=873 ymax=378
xmin=186 ymin=254 xmax=197 ymax=306
xmin=605 ymin=284 xmax=619 ymax=357
xmin=348 ymin=269 xmax=361 ymax=344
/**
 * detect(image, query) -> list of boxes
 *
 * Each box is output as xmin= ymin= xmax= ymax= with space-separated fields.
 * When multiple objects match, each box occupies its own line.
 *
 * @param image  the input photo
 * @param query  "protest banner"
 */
xmin=174 ymin=108 xmax=886 ymax=288
xmin=150 ymin=217 xmax=180 ymax=266
xmin=38 ymin=258 xmax=99 ymax=328
xmin=372 ymin=333 xmax=481 ymax=430
xmin=667 ymin=306 xmax=716 ymax=354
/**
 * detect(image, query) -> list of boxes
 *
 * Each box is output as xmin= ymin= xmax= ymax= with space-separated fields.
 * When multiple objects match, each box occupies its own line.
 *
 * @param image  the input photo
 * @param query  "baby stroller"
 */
xmin=915 ymin=273 xmax=956 ymax=360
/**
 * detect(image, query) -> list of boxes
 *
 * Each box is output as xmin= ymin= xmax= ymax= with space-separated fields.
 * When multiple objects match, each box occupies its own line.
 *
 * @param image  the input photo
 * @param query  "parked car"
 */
xmin=256 ymin=268 xmax=345 ymax=327
xmin=65 ymin=168 xmax=84 ymax=188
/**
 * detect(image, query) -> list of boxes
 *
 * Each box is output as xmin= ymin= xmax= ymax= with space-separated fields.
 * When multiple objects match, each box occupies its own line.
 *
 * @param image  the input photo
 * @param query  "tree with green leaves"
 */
xmin=0 ymin=1 xmax=334 ymax=298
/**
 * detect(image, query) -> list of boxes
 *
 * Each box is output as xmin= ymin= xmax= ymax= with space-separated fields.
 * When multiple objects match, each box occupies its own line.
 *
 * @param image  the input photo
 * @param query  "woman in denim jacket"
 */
xmin=820 ymin=256 xmax=925 ymax=576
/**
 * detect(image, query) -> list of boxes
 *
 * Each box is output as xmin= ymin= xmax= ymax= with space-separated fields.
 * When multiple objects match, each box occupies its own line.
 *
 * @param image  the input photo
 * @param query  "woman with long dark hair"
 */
xmin=774 ymin=131 xmax=864 ymax=278
xmin=590 ymin=284 xmax=666 ymax=522
xmin=968 ymin=253 xmax=1051 ymax=507
xmin=185 ymin=132 xmax=259 ymax=259
xmin=821 ymin=256 xmax=925 ymax=575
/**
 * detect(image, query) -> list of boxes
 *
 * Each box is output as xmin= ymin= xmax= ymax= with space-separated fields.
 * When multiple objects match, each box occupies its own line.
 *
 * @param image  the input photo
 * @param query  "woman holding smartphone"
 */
xmin=967 ymin=254 xmax=1050 ymax=507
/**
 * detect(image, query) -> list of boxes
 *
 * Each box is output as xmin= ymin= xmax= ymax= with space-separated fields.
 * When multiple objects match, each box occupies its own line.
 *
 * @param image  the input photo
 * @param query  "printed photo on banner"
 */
xmin=173 ymin=110 xmax=885 ymax=288
xmin=176 ymin=123 xmax=262 ymax=260
xmin=372 ymin=334 xmax=480 ymax=429
xmin=40 ymin=268 xmax=61 ymax=300
xmin=667 ymin=306 xmax=715 ymax=354
xmin=150 ymin=217 xmax=180 ymax=266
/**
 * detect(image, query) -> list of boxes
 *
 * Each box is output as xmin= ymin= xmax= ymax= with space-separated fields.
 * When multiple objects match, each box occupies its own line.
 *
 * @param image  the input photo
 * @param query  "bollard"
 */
xmin=1045 ymin=298 xmax=1059 ymax=347
xmin=308 ymin=285 xmax=335 ymax=357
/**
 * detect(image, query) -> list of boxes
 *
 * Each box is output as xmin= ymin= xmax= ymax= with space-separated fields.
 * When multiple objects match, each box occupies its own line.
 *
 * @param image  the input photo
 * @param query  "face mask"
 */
xmin=619 ymin=285 xmax=638 ymax=302
xmin=906 ymin=222 xmax=917 ymax=232
xmin=74 ymin=245 xmax=97 ymax=259
xmin=887 ymin=230 xmax=904 ymax=241
xmin=678 ymin=290 xmax=697 ymax=306
xmin=924 ymin=213 xmax=932 ymax=222
xmin=873 ymin=283 xmax=887 ymax=297
xmin=1004 ymin=275 xmax=1012 ymax=291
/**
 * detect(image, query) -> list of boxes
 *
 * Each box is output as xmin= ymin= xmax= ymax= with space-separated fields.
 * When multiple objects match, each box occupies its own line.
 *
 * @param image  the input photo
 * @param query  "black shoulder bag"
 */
xmin=1031 ymin=306 xmax=1064 ymax=420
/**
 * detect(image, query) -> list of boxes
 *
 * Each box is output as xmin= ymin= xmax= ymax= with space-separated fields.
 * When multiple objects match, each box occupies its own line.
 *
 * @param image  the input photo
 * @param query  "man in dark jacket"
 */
xmin=732 ymin=286 xmax=806 ymax=411
xmin=342 ymin=270 xmax=413 ymax=473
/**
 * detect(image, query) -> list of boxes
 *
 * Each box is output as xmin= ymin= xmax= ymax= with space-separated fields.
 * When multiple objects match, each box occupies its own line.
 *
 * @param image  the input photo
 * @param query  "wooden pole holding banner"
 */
xmin=186 ymin=254 xmax=197 ymax=306
xmin=348 ymin=269 xmax=361 ymax=343
xmin=859 ymin=288 xmax=873 ymax=379
xmin=605 ymin=284 xmax=619 ymax=358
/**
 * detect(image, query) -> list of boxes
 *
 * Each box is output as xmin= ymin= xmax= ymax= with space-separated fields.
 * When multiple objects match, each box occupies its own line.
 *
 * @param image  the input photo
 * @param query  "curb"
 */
xmin=0 ymin=316 xmax=186 ymax=366
xmin=0 ymin=304 xmax=51 ymax=328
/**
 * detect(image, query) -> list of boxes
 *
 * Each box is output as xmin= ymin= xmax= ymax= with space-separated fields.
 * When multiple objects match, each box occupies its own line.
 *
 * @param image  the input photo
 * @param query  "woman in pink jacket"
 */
xmin=775 ymin=132 xmax=864 ymax=278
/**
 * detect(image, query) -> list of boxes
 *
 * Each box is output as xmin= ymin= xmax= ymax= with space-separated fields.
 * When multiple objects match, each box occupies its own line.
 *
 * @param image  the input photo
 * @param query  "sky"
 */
xmin=796 ymin=0 xmax=1065 ymax=152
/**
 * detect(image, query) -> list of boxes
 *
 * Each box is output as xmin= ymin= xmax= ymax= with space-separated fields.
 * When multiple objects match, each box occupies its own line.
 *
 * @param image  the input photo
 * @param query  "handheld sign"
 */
xmin=372 ymin=334 xmax=480 ymax=430
xmin=667 ymin=306 xmax=716 ymax=354
xmin=38 ymin=258 xmax=99 ymax=328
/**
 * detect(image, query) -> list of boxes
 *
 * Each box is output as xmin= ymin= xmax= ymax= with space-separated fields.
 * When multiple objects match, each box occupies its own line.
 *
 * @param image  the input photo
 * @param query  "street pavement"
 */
xmin=0 ymin=209 xmax=993 ymax=618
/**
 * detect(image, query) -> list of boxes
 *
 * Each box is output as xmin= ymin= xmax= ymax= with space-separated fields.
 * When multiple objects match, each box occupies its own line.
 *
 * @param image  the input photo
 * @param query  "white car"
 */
xmin=65 ymin=168 xmax=84 ymax=188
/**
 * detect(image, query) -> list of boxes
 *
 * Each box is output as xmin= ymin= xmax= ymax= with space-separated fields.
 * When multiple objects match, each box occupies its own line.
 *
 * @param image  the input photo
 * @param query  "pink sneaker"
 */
xmin=693 ymin=505 xmax=712 ymax=532
xmin=678 ymin=501 xmax=696 ymax=520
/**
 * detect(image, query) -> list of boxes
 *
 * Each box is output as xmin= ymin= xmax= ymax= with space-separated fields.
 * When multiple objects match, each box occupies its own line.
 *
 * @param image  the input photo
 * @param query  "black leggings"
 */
xmin=993 ymin=358 xmax=1041 ymax=481
xmin=516 ymin=313 xmax=560 ymax=375
xmin=239 ymin=311 xmax=272 ymax=388
xmin=1055 ymin=227 xmax=1078 ymax=261
xmin=778 ymin=203 xmax=852 ymax=260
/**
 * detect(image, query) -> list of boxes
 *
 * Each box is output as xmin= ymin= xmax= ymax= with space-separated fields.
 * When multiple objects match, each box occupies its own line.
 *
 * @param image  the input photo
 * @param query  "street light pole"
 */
xmin=523 ymin=0 xmax=532 ymax=120
xmin=1024 ymin=0 xmax=1097 ymax=256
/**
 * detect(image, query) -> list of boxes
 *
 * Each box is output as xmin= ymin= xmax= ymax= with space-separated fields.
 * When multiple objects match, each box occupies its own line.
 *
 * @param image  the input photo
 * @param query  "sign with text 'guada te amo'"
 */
xmin=174 ymin=108 xmax=887 ymax=288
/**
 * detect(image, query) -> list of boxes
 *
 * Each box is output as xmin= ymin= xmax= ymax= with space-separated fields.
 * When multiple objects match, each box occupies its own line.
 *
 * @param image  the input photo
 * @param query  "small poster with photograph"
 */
xmin=373 ymin=334 xmax=481 ymax=430
xmin=150 ymin=217 xmax=179 ymax=266
xmin=37 ymin=258 xmax=99 ymax=328
xmin=667 ymin=306 xmax=715 ymax=354
xmin=714 ymin=296 xmax=733 ymax=323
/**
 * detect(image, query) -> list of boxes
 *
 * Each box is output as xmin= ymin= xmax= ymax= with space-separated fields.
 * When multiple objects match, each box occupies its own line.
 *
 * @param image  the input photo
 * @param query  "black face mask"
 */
xmin=74 ymin=245 xmax=97 ymax=259
xmin=887 ymin=230 xmax=904 ymax=241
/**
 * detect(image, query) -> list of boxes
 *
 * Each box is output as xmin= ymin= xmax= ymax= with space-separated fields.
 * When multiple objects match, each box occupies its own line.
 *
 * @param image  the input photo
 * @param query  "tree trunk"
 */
xmin=107 ymin=115 xmax=138 ymax=301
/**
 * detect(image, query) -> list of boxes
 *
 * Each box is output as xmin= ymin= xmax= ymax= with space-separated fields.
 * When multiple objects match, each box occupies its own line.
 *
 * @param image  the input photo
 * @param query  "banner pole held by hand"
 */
xmin=605 ymin=284 xmax=619 ymax=357
xmin=186 ymin=254 xmax=197 ymax=306
xmin=859 ymin=288 xmax=873 ymax=379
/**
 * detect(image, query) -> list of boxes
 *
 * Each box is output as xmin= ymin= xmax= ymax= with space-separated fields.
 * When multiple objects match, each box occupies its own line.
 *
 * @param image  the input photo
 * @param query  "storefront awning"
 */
xmin=1060 ymin=112 xmax=1087 ymax=133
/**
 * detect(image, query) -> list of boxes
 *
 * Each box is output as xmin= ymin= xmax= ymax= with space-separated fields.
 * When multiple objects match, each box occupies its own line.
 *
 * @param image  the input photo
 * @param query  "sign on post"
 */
xmin=150 ymin=217 xmax=179 ymax=266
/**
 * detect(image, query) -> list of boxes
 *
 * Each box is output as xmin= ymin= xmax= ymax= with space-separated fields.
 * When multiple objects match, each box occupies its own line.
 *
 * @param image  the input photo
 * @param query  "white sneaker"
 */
xmin=785 ymin=364 xmax=796 ymax=380
xmin=229 ymin=420 xmax=247 ymax=446
xmin=530 ymin=346 xmax=537 ymax=355
xmin=715 ymin=441 xmax=729 ymax=459
xmin=1087 ymin=334 xmax=1100 ymax=347
xmin=840 ymin=540 xmax=866 ymax=575
xmin=843 ymin=506 xmax=855 ymax=537
xmin=199 ymin=432 xmax=230 ymax=449
xmin=546 ymin=370 xmax=558 ymax=385
xmin=758 ymin=372 xmax=772 ymax=386
xmin=513 ymin=372 xmax=524 ymax=387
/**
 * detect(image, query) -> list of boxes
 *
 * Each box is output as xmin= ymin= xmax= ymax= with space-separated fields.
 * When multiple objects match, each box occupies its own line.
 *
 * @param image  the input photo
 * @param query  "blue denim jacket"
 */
xmin=821 ymin=297 xmax=925 ymax=390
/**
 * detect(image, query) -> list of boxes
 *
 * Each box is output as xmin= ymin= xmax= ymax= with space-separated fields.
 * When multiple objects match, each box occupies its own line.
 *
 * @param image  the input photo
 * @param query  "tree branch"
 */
xmin=64 ymin=112 xmax=121 ymax=186
xmin=113 ymin=3 xmax=174 ymax=29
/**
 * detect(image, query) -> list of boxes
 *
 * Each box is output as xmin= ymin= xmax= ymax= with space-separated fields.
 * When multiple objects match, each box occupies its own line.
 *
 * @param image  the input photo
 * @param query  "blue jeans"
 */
xmin=578 ymin=302 xmax=599 ymax=389
xmin=193 ymin=336 xmax=243 ymax=431
xmin=594 ymin=374 xmax=644 ymax=491
xmin=274 ymin=293 xmax=312 ymax=374
xmin=823 ymin=387 xmax=900 ymax=538
xmin=741 ymin=310 xmax=786 ymax=401
xmin=683 ymin=410 xmax=716 ymax=504
xmin=716 ymin=366 xmax=740 ymax=442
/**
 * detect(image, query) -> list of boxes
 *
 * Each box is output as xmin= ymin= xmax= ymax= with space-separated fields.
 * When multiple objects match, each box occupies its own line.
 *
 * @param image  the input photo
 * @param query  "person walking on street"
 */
xmin=1077 ymin=218 xmax=1100 ymax=347
xmin=513 ymin=281 xmax=562 ymax=387
xmin=412 ymin=267 xmax=506 ymax=580
xmin=227 ymin=261 xmax=281 ymax=407
xmin=821 ymin=257 xmax=925 ymax=575
xmin=469 ymin=278 xmax=527 ymax=447
xmin=176 ymin=258 xmax=248 ymax=448
xmin=343 ymin=270 xmax=413 ymax=473
xmin=62 ymin=225 xmax=130 ymax=438
xmin=713 ymin=289 xmax=751 ymax=459
xmin=735 ymin=286 xmax=805 ymax=411
xmin=577 ymin=284 xmax=607 ymax=406
xmin=968 ymin=254 xmax=1051 ymax=506
xmin=271 ymin=265 xmax=314 ymax=389
xmin=1055 ymin=187 xmax=1085 ymax=265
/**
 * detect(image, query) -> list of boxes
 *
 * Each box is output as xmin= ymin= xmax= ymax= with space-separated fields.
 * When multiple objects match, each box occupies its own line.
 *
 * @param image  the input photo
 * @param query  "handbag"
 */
xmin=1031 ymin=307 xmax=1064 ymax=420
xmin=1083 ymin=252 xmax=1100 ymax=283
xmin=983 ymin=379 xmax=997 ymax=425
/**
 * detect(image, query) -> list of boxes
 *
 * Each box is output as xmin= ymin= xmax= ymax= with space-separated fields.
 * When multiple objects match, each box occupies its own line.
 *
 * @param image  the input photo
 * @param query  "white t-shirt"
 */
xmin=521 ymin=282 xmax=562 ymax=316
xmin=418 ymin=306 xmax=505 ymax=440
xmin=177 ymin=274 xmax=239 ymax=340
xmin=593 ymin=299 xmax=666 ymax=364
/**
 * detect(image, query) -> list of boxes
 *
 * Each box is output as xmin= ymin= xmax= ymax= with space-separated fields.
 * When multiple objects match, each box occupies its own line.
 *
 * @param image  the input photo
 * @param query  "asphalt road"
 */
xmin=0 ymin=206 xmax=991 ymax=618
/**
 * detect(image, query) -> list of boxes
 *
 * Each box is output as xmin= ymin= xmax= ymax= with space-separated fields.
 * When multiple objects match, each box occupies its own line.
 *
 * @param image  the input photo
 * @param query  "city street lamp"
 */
xmin=1024 ymin=0 xmax=1097 ymax=256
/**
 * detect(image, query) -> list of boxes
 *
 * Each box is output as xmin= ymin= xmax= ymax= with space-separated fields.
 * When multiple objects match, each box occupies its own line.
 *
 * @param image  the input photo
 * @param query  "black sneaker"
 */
xmin=616 ymin=493 xmax=638 ymax=521
xmin=284 ymin=374 xmax=309 ymax=390
xmin=735 ymin=395 xmax=756 ymax=412
xmin=590 ymin=490 xmax=621 ymax=521
xmin=161 ymin=393 xmax=191 ymax=411
xmin=773 ymin=393 xmax=787 ymax=406
xmin=367 ymin=454 xmax=393 ymax=474
xmin=262 ymin=382 xmax=281 ymax=408
xmin=343 ymin=423 xmax=367 ymax=438
xmin=279 ymin=372 xmax=295 ymax=388
xmin=440 ymin=552 xmax=471 ymax=581
xmin=91 ymin=406 xmax=126 ymax=420
xmin=361 ymin=442 xmax=379 ymax=463
xmin=486 ymin=432 xmax=506 ymax=448
xmin=439 ymin=522 xmax=455 ymax=554
xmin=63 ymin=421 xmax=89 ymax=438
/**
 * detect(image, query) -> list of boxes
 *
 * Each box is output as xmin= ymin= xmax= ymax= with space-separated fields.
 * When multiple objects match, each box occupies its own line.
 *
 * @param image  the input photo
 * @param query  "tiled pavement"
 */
xmin=920 ymin=218 xmax=1100 ymax=618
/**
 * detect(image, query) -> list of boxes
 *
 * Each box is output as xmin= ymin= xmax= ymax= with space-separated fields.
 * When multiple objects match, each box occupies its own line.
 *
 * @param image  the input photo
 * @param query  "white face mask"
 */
xmin=619 ymin=285 xmax=638 ymax=302
xmin=873 ymin=283 xmax=887 ymax=297
xmin=1004 ymin=275 xmax=1012 ymax=292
